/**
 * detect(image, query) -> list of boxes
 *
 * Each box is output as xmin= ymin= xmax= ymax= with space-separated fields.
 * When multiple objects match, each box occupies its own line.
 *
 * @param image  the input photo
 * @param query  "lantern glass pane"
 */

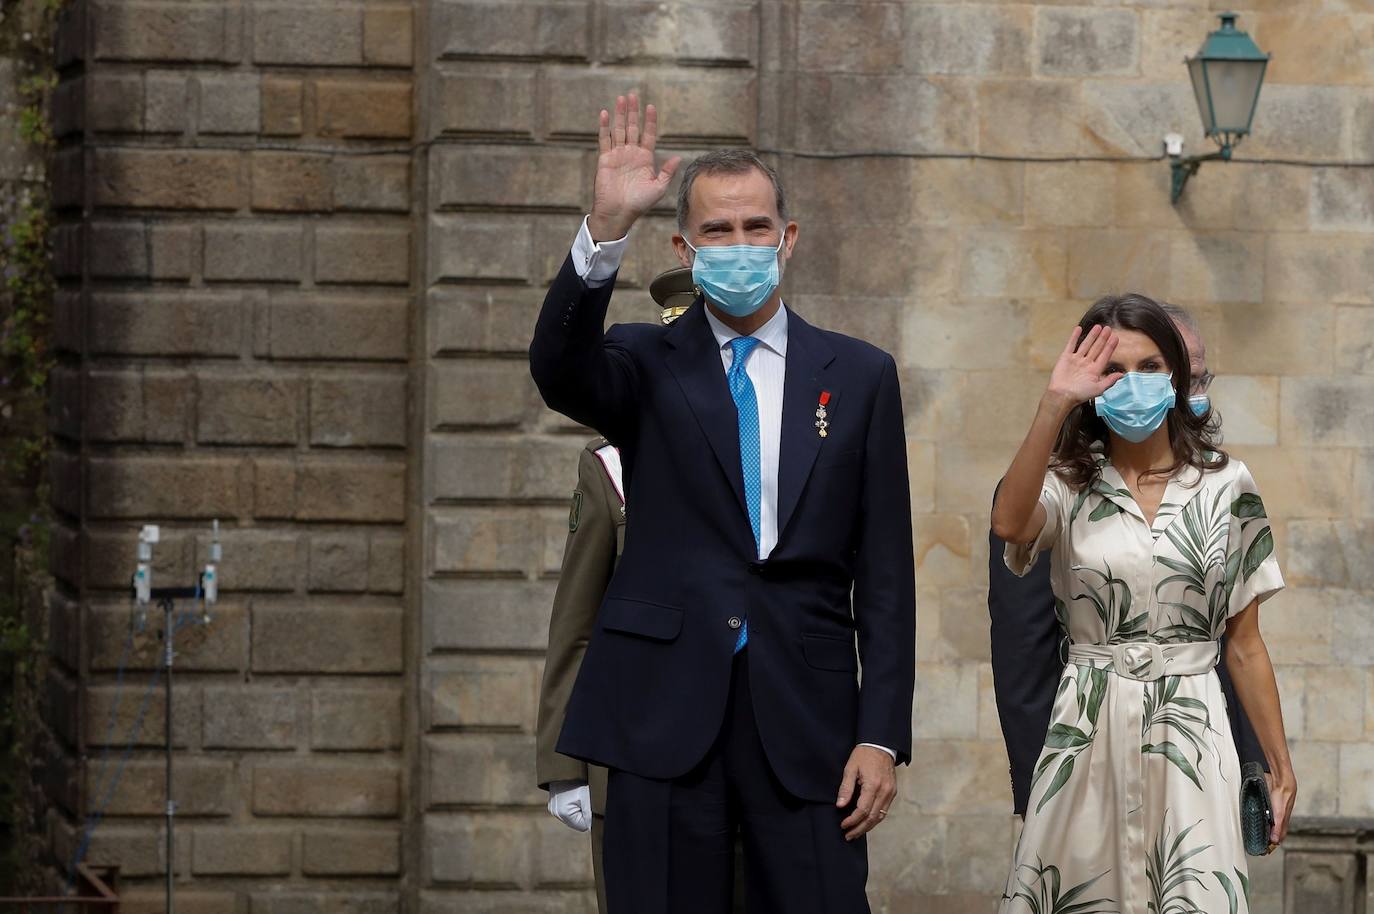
xmin=1203 ymin=59 xmax=1265 ymax=134
xmin=1187 ymin=57 xmax=1213 ymax=133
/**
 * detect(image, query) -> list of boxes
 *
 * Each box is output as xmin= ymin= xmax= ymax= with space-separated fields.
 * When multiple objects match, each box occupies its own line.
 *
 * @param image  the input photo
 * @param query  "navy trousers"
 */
xmin=603 ymin=652 xmax=871 ymax=914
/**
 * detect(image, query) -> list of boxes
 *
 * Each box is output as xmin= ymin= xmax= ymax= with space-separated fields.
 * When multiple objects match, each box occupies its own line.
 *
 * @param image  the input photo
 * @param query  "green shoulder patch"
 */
xmin=568 ymin=490 xmax=584 ymax=532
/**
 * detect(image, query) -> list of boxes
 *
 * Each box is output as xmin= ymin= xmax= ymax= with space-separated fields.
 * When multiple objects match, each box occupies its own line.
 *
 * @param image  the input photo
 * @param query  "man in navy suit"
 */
xmin=529 ymin=94 xmax=916 ymax=913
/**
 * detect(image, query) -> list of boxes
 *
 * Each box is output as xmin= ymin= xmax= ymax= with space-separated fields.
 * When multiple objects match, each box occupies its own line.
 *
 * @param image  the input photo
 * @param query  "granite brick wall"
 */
xmin=48 ymin=1 xmax=413 ymax=910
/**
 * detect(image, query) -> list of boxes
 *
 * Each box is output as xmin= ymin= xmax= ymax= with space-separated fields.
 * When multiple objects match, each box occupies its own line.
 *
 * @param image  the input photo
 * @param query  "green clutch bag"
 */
xmin=1239 ymin=761 xmax=1274 ymax=856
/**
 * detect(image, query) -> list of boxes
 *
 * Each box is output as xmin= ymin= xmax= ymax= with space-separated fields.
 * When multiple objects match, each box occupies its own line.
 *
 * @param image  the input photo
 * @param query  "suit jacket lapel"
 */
xmin=776 ymin=310 xmax=836 ymax=542
xmin=663 ymin=302 xmax=749 ymax=522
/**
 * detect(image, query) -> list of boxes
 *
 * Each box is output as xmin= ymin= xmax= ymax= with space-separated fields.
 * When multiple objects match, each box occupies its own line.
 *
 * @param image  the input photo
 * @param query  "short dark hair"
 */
xmin=675 ymin=149 xmax=788 ymax=230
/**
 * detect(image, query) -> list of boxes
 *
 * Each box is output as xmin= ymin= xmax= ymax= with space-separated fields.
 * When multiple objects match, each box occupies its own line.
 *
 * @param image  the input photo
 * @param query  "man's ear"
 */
xmin=782 ymin=221 xmax=799 ymax=260
xmin=671 ymin=233 xmax=692 ymax=268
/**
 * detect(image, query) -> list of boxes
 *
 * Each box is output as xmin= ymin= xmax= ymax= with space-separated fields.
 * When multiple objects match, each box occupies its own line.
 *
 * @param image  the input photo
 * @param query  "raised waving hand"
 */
xmin=990 ymin=323 xmax=1123 ymax=544
xmin=587 ymin=93 xmax=683 ymax=242
xmin=1047 ymin=325 xmax=1123 ymax=406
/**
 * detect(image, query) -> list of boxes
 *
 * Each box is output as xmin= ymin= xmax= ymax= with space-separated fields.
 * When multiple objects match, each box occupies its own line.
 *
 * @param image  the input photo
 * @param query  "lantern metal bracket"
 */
xmin=1169 ymin=143 xmax=1231 ymax=205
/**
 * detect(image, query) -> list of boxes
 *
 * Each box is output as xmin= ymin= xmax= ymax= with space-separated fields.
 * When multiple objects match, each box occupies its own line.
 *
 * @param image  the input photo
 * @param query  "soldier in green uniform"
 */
xmin=539 ymin=267 xmax=741 ymax=912
xmin=536 ymin=433 xmax=623 ymax=909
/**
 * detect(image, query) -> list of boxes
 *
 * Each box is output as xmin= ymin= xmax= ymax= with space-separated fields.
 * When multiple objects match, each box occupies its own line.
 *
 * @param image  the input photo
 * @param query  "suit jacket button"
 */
xmin=727 ymin=616 xmax=742 ymax=630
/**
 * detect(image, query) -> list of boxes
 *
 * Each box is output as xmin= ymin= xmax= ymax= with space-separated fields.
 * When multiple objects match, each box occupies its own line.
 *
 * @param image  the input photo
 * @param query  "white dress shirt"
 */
xmin=567 ymin=218 xmax=894 ymax=762
xmin=705 ymin=305 xmax=786 ymax=560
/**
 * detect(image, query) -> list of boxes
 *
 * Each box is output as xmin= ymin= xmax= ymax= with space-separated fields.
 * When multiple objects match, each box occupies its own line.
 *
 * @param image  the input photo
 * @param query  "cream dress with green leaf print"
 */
xmin=997 ymin=446 xmax=1283 ymax=914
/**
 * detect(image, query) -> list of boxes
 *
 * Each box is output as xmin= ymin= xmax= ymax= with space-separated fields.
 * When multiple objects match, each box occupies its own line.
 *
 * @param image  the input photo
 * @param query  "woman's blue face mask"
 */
xmin=1094 ymin=371 xmax=1176 ymax=443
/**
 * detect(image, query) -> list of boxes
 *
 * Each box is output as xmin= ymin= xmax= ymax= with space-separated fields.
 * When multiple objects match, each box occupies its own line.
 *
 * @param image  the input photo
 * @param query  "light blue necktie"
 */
xmin=727 ymin=336 xmax=762 ymax=653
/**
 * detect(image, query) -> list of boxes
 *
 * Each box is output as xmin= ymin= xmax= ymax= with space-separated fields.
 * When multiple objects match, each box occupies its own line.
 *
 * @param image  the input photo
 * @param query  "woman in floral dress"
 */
xmin=990 ymin=294 xmax=1297 ymax=914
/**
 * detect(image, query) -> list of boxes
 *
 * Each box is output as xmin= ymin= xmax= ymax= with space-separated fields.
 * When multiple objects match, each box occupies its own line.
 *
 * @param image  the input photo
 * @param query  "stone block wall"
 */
xmin=44 ymin=1 xmax=1374 ymax=912
xmin=47 ymin=1 xmax=414 ymax=909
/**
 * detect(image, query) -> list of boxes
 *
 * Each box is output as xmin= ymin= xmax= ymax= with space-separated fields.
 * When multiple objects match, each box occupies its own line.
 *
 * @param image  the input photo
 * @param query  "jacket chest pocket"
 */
xmin=815 ymin=447 xmax=862 ymax=470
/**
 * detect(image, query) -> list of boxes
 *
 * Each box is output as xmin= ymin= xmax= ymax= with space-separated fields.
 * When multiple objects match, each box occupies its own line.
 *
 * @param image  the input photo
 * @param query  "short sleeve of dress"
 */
xmin=1226 ymin=460 xmax=1285 ymax=618
xmin=1004 ymin=470 xmax=1070 ymax=578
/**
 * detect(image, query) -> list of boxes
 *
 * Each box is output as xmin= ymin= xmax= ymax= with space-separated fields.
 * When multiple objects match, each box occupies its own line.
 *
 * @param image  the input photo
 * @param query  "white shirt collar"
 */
xmin=703 ymin=302 xmax=789 ymax=359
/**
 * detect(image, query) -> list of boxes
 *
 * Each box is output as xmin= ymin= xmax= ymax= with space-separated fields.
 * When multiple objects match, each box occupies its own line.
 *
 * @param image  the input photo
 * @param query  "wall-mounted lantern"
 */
xmin=1167 ymin=12 xmax=1270 ymax=204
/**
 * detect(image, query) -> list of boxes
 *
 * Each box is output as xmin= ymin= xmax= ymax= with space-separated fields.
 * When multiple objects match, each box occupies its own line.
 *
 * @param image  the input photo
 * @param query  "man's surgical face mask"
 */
xmin=1188 ymin=367 xmax=1214 ymax=417
xmin=685 ymin=236 xmax=785 ymax=319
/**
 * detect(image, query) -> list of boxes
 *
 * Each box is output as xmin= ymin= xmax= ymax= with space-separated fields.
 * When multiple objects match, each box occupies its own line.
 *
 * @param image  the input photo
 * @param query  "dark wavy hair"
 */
xmin=1051 ymin=293 xmax=1228 ymax=490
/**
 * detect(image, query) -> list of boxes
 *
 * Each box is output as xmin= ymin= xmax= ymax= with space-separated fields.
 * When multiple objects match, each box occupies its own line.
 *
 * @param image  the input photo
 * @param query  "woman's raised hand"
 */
xmin=1047 ymin=325 xmax=1123 ymax=406
xmin=587 ymin=93 xmax=683 ymax=243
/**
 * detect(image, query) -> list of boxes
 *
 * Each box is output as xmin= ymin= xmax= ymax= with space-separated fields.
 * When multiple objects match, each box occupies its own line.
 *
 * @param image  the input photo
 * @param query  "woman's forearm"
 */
xmin=1225 ymin=620 xmax=1295 ymax=784
xmin=991 ymin=391 xmax=1075 ymax=544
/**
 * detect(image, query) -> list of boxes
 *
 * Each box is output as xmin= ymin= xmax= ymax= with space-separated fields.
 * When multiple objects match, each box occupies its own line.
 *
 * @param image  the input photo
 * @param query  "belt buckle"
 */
xmin=1115 ymin=642 xmax=1166 ymax=681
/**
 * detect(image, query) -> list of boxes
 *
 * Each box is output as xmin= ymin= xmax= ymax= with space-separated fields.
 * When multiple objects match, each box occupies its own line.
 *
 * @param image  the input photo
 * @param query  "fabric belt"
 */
xmin=1065 ymin=639 xmax=1220 ymax=914
xmin=1067 ymin=640 xmax=1220 ymax=681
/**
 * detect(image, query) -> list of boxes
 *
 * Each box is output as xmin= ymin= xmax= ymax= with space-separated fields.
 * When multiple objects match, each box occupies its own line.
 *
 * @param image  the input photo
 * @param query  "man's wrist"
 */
xmin=587 ymin=212 xmax=634 ymax=243
xmin=572 ymin=216 xmax=630 ymax=286
xmin=858 ymin=743 xmax=897 ymax=762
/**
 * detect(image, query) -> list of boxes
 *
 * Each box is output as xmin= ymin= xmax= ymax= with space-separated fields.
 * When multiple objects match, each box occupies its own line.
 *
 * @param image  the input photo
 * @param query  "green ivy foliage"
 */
xmin=0 ymin=0 xmax=61 ymax=894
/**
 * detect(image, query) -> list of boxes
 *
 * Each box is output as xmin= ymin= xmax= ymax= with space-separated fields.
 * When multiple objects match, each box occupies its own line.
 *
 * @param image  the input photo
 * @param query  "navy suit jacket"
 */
xmin=530 ymin=255 xmax=916 ymax=803
xmin=987 ymin=504 xmax=1266 ymax=816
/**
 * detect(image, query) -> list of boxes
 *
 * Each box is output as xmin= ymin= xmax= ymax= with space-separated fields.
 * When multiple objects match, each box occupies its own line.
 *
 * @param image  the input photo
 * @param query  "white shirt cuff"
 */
xmin=859 ymin=743 xmax=897 ymax=761
xmin=571 ymin=215 xmax=629 ymax=288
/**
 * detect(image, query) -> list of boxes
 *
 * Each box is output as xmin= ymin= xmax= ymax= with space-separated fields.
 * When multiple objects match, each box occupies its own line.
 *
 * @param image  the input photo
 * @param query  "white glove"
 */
xmin=547 ymin=779 xmax=593 ymax=832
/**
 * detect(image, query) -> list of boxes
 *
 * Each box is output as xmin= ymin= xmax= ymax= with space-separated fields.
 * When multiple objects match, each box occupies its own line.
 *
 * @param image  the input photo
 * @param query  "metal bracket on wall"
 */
xmin=1169 ymin=144 xmax=1232 ymax=205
